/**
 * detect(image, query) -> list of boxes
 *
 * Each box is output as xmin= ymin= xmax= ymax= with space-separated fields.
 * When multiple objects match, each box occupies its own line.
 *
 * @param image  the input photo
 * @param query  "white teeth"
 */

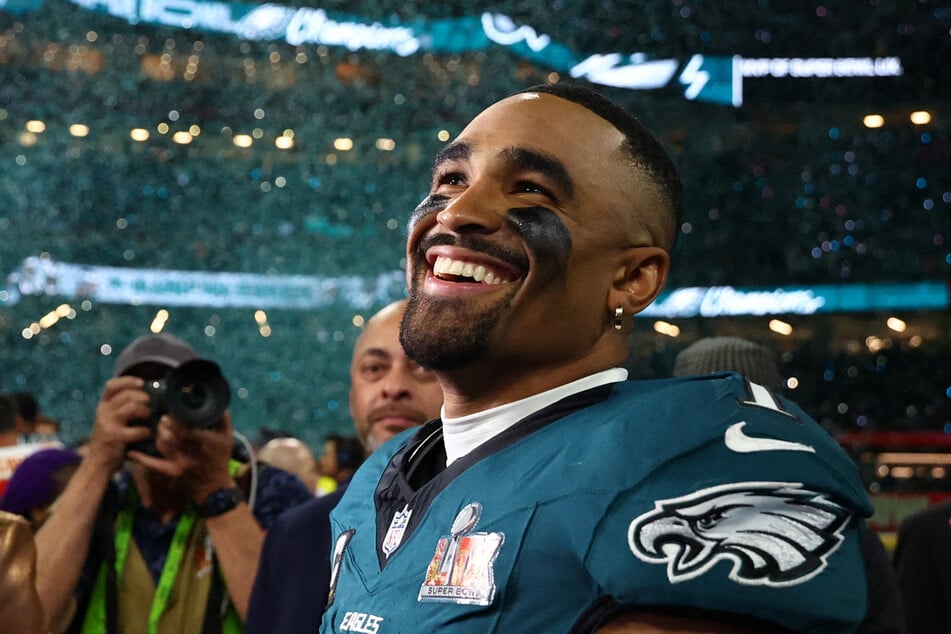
xmin=433 ymin=256 xmax=507 ymax=285
xmin=434 ymin=257 xmax=452 ymax=275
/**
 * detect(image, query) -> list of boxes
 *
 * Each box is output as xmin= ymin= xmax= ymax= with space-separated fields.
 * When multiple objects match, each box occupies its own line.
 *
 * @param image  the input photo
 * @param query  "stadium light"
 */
xmin=886 ymin=317 xmax=906 ymax=332
xmin=652 ymin=321 xmax=680 ymax=337
xmin=150 ymin=309 xmax=169 ymax=333
xmin=769 ymin=319 xmax=793 ymax=335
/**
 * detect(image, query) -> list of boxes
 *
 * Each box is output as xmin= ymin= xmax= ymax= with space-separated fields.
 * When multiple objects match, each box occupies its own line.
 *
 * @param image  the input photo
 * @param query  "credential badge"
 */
xmin=382 ymin=504 xmax=412 ymax=558
xmin=418 ymin=502 xmax=504 ymax=606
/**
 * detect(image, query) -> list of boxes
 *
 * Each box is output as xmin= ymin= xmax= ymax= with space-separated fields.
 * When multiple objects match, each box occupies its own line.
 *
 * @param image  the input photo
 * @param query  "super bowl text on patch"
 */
xmin=339 ymin=611 xmax=383 ymax=633
xmin=418 ymin=502 xmax=504 ymax=606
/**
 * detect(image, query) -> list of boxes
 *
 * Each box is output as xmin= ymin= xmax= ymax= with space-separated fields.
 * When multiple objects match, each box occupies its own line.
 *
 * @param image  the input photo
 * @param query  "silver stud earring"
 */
xmin=613 ymin=305 xmax=624 ymax=331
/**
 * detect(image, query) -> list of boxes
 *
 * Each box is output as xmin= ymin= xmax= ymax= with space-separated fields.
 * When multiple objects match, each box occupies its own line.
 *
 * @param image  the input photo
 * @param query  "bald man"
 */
xmin=257 ymin=437 xmax=319 ymax=494
xmin=246 ymin=299 xmax=443 ymax=633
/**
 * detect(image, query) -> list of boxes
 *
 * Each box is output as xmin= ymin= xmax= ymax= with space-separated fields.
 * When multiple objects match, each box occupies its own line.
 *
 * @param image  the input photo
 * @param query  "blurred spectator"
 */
xmin=12 ymin=392 xmax=40 ymax=440
xmin=246 ymin=299 xmax=443 ymax=634
xmin=347 ymin=302 xmax=443 ymax=452
xmin=892 ymin=499 xmax=951 ymax=634
xmin=0 ymin=447 xmax=81 ymax=531
xmin=0 ymin=509 xmax=46 ymax=634
xmin=257 ymin=436 xmax=319 ymax=494
xmin=673 ymin=336 xmax=782 ymax=390
xmin=0 ymin=395 xmax=17 ymax=447
xmin=0 ymin=405 xmax=64 ymax=500
xmin=32 ymin=332 xmax=314 ymax=632
xmin=33 ymin=415 xmax=62 ymax=441
xmin=317 ymin=433 xmax=366 ymax=486
xmin=672 ymin=336 xmax=905 ymax=634
xmin=252 ymin=426 xmax=295 ymax=452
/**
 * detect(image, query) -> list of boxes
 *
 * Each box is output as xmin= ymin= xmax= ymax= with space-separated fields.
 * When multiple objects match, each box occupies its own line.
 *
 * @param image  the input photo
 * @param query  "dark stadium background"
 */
xmin=0 ymin=0 xmax=947 ymax=485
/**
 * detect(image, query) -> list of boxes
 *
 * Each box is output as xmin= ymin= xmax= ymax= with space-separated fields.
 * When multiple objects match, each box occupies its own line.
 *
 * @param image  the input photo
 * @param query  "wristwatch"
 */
xmin=197 ymin=486 xmax=244 ymax=518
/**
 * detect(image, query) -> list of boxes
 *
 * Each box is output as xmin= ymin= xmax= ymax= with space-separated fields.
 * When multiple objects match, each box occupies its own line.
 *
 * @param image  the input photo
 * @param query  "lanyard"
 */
xmin=113 ymin=488 xmax=198 ymax=634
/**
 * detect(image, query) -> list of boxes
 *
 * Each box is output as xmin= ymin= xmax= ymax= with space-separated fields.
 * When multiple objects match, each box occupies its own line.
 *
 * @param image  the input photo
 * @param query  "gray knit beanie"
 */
xmin=672 ymin=337 xmax=782 ymax=390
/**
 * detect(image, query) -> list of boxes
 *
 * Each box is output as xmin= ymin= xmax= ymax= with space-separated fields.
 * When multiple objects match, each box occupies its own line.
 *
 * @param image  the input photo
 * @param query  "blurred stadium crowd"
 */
xmin=0 ymin=0 xmax=947 ymax=448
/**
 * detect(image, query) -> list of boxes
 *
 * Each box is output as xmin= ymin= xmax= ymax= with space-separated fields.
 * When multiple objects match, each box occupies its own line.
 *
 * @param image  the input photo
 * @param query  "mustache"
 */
xmin=410 ymin=203 xmax=571 ymax=273
xmin=415 ymin=232 xmax=530 ymax=273
xmin=367 ymin=404 xmax=432 ymax=425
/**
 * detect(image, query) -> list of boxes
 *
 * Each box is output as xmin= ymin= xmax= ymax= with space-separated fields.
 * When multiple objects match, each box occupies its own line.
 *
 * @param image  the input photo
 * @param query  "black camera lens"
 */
xmin=125 ymin=357 xmax=231 ymax=456
xmin=165 ymin=359 xmax=231 ymax=429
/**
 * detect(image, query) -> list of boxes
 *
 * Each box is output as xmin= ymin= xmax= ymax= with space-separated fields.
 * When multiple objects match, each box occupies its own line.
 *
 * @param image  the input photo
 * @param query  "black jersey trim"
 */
xmin=570 ymin=595 xmax=622 ymax=633
xmin=572 ymin=602 xmax=794 ymax=633
xmin=373 ymin=383 xmax=615 ymax=567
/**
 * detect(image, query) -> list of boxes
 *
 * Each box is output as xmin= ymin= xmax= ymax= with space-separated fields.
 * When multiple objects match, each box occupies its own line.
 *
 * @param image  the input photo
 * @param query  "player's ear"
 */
xmin=607 ymin=246 xmax=669 ymax=318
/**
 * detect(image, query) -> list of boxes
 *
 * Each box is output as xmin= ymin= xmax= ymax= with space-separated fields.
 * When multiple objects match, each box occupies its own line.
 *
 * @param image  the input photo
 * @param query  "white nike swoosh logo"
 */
xmin=724 ymin=422 xmax=816 ymax=454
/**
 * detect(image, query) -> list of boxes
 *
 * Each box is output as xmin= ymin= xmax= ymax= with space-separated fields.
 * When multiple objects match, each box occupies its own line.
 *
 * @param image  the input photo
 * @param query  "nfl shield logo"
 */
xmin=382 ymin=504 xmax=412 ymax=558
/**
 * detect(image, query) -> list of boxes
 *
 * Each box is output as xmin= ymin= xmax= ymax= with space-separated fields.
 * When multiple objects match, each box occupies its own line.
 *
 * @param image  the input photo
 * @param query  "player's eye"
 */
xmin=514 ymin=180 xmax=557 ymax=202
xmin=434 ymin=171 xmax=466 ymax=188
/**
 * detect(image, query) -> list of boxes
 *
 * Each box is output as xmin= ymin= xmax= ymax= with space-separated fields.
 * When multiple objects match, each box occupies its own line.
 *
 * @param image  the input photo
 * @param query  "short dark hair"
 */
xmin=325 ymin=433 xmax=366 ymax=472
xmin=514 ymin=82 xmax=683 ymax=251
xmin=0 ymin=394 xmax=17 ymax=434
xmin=12 ymin=392 xmax=38 ymax=422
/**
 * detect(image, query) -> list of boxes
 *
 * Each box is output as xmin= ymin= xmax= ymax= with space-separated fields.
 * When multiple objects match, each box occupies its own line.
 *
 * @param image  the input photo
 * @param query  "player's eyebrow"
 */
xmin=500 ymin=147 xmax=575 ymax=200
xmin=431 ymin=141 xmax=471 ymax=176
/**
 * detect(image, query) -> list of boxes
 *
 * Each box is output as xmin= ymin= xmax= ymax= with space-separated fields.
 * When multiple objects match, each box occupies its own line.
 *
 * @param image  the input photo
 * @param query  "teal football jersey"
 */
xmin=322 ymin=374 xmax=872 ymax=633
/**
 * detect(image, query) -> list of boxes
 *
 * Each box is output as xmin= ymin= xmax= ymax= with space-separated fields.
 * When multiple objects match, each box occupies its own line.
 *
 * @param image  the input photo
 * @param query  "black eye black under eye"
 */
xmin=414 ymin=194 xmax=448 ymax=213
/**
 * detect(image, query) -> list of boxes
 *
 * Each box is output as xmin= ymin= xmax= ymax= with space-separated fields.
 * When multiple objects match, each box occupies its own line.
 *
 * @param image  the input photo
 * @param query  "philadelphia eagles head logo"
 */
xmin=628 ymin=482 xmax=852 ymax=587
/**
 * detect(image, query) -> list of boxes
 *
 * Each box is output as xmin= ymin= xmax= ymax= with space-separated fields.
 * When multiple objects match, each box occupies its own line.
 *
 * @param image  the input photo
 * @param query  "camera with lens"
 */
xmin=131 ymin=359 xmax=232 ymax=455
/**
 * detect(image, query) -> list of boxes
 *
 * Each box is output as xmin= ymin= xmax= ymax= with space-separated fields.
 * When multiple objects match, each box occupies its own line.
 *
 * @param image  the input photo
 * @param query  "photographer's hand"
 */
xmin=89 ymin=375 xmax=155 ymax=472
xmin=130 ymin=410 xmax=237 ymax=501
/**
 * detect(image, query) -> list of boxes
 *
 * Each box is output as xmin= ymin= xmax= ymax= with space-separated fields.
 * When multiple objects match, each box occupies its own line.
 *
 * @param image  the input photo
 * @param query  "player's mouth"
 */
xmin=420 ymin=244 xmax=524 ymax=296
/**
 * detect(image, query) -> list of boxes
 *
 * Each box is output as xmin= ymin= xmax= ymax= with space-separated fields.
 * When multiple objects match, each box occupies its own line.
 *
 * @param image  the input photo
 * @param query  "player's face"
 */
xmin=349 ymin=304 xmax=443 ymax=451
xmin=402 ymin=93 xmax=645 ymax=381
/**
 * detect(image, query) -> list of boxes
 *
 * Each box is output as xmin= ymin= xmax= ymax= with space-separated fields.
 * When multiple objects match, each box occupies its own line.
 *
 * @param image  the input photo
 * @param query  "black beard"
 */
xmin=400 ymin=290 xmax=512 ymax=372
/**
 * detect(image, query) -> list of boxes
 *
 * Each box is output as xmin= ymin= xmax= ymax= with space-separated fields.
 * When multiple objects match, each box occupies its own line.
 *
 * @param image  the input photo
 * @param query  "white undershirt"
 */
xmin=441 ymin=368 xmax=629 ymax=466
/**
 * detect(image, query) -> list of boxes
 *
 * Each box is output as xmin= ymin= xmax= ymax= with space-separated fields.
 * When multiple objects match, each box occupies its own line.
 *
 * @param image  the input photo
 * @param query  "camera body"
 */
xmin=131 ymin=358 xmax=232 ymax=455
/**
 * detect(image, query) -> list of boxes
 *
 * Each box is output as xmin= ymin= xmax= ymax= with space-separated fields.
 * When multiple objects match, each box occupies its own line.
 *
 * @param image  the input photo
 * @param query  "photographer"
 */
xmin=34 ymin=333 xmax=312 ymax=633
